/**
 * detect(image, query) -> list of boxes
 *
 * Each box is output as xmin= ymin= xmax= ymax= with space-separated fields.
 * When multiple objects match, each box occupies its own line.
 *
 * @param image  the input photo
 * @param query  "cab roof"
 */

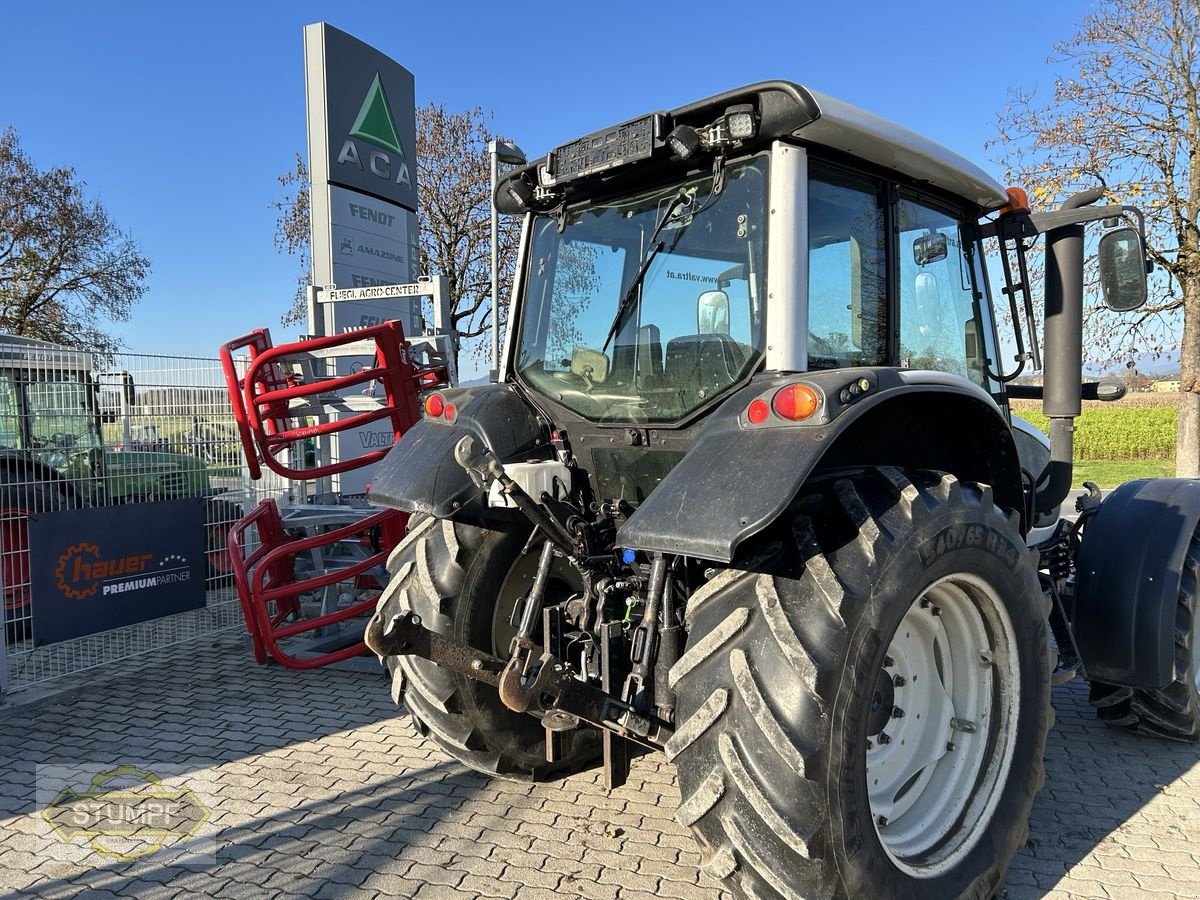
xmin=498 ymin=80 xmax=1009 ymax=214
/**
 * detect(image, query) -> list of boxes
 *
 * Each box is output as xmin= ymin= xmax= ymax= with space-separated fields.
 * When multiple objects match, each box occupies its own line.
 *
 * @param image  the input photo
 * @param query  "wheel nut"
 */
xmin=877 ymin=815 xmax=888 ymax=827
xmin=893 ymin=674 xmax=907 ymax=687
xmin=878 ymin=732 xmax=891 ymax=745
xmin=883 ymin=655 xmax=895 ymax=667
xmin=892 ymin=707 xmax=905 ymax=719
xmin=946 ymin=741 xmax=956 ymax=752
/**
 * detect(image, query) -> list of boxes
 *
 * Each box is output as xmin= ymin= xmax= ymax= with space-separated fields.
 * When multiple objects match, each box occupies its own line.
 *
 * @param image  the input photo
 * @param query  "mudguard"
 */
xmin=367 ymin=385 xmax=546 ymax=518
xmin=617 ymin=368 xmax=1022 ymax=562
xmin=1074 ymin=478 xmax=1200 ymax=688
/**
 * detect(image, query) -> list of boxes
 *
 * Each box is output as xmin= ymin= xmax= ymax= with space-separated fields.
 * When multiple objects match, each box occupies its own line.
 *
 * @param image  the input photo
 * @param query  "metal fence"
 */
xmin=0 ymin=341 xmax=270 ymax=692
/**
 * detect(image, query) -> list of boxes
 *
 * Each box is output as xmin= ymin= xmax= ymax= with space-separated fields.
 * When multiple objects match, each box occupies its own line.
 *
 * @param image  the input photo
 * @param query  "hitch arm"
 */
xmin=365 ymin=609 xmax=673 ymax=753
xmin=365 ymin=609 xmax=507 ymax=686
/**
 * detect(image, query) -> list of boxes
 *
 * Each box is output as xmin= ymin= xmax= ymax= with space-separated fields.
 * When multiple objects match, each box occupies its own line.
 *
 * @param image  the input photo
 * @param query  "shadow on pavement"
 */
xmin=1005 ymin=677 xmax=1200 ymax=897
xmin=0 ymin=759 xmax=486 ymax=899
xmin=0 ymin=632 xmax=400 ymax=817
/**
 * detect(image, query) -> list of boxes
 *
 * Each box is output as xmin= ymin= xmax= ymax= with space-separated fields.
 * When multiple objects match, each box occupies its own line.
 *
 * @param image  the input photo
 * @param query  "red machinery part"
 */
xmin=1 ymin=506 xmax=30 ymax=613
xmin=227 ymin=498 xmax=408 ymax=669
xmin=219 ymin=321 xmax=448 ymax=482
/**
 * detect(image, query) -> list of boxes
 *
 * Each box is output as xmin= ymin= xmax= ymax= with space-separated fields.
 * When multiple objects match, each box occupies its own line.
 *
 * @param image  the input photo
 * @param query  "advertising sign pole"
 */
xmin=304 ymin=23 xmax=420 ymax=337
xmin=303 ymin=23 xmax=421 ymax=494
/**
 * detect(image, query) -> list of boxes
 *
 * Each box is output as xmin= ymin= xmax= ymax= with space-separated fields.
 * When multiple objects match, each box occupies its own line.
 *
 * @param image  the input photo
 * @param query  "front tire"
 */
xmin=374 ymin=515 xmax=598 ymax=779
xmin=669 ymin=468 xmax=1052 ymax=899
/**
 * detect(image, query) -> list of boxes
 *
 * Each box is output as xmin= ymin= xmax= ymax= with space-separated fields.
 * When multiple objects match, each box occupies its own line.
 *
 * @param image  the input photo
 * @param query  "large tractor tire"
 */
xmin=669 ymin=468 xmax=1053 ymax=899
xmin=1088 ymin=526 xmax=1200 ymax=741
xmin=374 ymin=515 xmax=598 ymax=779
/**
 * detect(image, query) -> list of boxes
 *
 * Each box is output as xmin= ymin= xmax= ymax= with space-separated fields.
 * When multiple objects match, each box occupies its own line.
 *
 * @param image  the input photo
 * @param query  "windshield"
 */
xmin=24 ymin=372 xmax=102 ymax=453
xmin=516 ymin=156 xmax=768 ymax=424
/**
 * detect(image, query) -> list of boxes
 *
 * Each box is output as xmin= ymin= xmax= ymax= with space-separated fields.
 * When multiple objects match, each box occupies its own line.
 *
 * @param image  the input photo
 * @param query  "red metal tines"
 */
xmin=220 ymin=321 xmax=448 ymax=482
xmin=227 ymin=498 xmax=408 ymax=669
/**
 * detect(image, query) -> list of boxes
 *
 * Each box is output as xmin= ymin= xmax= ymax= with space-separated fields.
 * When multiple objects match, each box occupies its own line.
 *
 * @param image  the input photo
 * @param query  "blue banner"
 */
xmin=30 ymin=499 xmax=206 ymax=646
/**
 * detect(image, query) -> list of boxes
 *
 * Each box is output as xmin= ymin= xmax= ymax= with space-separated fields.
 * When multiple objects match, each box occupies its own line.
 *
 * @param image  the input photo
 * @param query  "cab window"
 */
xmin=807 ymin=172 xmax=887 ymax=368
xmin=896 ymin=198 xmax=989 ymax=386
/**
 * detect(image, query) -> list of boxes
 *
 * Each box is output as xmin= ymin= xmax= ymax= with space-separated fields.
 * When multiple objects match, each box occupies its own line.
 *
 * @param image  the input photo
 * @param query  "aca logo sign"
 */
xmin=336 ymin=73 xmax=412 ymax=189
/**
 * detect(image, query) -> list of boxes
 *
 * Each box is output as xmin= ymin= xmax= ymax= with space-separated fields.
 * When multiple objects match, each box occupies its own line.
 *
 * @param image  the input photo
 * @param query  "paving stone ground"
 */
xmin=1 ymin=631 xmax=1199 ymax=899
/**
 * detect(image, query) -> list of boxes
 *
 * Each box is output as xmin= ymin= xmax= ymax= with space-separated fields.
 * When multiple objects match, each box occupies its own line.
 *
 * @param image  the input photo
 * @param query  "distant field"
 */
xmin=1011 ymin=394 xmax=1177 ymax=485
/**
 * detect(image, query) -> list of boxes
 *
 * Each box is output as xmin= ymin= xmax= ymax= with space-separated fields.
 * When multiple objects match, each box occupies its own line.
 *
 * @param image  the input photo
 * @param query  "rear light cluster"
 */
xmin=746 ymin=383 xmax=823 ymax=426
xmin=424 ymin=393 xmax=457 ymax=423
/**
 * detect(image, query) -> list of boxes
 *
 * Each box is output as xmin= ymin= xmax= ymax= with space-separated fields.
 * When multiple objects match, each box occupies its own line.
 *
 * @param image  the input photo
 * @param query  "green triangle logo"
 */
xmin=349 ymin=73 xmax=404 ymax=156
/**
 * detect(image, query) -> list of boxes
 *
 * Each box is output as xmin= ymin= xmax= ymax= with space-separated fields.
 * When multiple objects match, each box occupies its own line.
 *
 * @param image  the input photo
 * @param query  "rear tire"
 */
xmin=375 ymin=515 xmax=598 ymax=779
xmin=669 ymin=468 xmax=1052 ymax=899
xmin=1088 ymin=528 xmax=1200 ymax=741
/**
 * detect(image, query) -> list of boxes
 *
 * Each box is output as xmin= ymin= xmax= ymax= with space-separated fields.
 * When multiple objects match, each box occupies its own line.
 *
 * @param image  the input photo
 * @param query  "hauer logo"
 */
xmin=337 ymin=73 xmax=412 ymax=188
xmin=55 ymin=543 xmax=191 ymax=600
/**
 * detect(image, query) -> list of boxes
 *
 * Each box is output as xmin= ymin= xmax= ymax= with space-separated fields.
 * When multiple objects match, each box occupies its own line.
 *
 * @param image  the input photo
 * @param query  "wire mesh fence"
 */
xmin=0 ymin=338 xmax=271 ymax=692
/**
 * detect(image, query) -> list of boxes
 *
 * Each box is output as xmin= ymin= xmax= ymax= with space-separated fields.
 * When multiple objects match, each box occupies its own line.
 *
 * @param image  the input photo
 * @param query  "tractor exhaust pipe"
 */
xmin=1037 ymin=187 xmax=1104 ymax=517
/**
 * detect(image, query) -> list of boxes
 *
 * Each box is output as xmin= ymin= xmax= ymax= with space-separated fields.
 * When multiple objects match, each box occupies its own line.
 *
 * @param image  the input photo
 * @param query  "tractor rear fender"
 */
xmin=368 ymin=385 xmax=545 ymax=520
xmin=1073 ymin=478 xmax=1200 ymax=688
xmin=0 ymin=452 xmax=83 ymax=505
xmin=617 ymin=369 xmax=1024 ymax=563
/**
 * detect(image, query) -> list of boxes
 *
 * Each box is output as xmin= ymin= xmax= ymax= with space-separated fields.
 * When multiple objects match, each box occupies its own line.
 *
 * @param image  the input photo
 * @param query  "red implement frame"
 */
xmin=219 ymin=321 xmax=446 ymax=481
xmin=228 ymin=498 xmax=408 ymax=669
xmin=220 ymin=321 xmax=445 ymax=669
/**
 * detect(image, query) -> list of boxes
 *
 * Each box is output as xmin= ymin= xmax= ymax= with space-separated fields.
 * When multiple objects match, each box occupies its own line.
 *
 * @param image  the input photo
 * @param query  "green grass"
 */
xmin=1071 ymin=458 xmax=1177 ymax=487
xmin=1012 ymin=404 xmax=1178 ymax=486
xmin=1013 ymin=407 xmax=1176 ymax=460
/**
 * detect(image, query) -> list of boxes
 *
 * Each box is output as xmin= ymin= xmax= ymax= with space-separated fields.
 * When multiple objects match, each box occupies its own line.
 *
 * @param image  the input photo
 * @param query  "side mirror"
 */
xmin=913 ymin=230 xmax=949 ymax=266
xmin=697 ymin=290 xmax=730 ymax=335
xmin=1098 ymin=227 xmax=1148 ymax=311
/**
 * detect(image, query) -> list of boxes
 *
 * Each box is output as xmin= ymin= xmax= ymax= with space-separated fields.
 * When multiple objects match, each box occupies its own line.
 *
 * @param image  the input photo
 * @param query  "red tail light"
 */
xmin=747 ymin=399 xmax=770 ymax=425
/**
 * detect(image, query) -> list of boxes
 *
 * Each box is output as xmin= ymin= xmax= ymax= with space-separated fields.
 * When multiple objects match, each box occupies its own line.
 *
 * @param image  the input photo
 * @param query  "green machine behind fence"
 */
xmin=0 ymin=334 xmax=235 ymax=631
xmin=357 ymin=81 xmax=1190 ymax=899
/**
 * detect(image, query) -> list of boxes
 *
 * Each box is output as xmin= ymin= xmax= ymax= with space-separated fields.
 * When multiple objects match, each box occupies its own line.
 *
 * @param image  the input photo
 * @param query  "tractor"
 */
xmin=0 ymin=334 xmax=235 ymax=630
xmin=362 ymin=82 xmax=1188 ymax=898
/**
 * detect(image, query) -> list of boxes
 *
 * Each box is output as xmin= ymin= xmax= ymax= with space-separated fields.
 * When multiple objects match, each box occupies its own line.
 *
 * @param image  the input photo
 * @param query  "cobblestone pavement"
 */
xmin=2 ymin=632 xmax=1200 ymax=899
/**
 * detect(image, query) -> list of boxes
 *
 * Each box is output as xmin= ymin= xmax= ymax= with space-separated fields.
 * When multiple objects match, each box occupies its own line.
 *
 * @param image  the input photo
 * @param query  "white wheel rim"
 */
xmin=867 ymin=572 xmax=1020 ymax=877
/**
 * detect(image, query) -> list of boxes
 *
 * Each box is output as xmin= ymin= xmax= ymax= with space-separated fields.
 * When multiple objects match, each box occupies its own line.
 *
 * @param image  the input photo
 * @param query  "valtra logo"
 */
xmin=54 ymin=543 xmax=187 ymax=600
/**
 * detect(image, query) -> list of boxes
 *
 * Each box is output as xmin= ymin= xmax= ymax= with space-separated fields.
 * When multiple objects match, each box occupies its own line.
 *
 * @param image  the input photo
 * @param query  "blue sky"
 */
xmin=0 ymin=0 xmax=1091 ymax=379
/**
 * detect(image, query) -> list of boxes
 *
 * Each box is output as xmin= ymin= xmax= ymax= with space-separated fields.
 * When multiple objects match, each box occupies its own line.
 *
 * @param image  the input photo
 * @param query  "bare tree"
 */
xmin=274 ymin=104 xmax=522 ymax=369
xmin=272 ymin=153 xmax=310 ymax=326
xmin=991 ymin=0 xmax=1200 ymax=474
xmin=0 ymin=127 xmax=149 ymax=355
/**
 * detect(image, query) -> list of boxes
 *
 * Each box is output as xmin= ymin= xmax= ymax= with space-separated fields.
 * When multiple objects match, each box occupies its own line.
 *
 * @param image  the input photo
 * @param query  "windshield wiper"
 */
xmin=601 ymin=189 xmax=693 ymax=353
